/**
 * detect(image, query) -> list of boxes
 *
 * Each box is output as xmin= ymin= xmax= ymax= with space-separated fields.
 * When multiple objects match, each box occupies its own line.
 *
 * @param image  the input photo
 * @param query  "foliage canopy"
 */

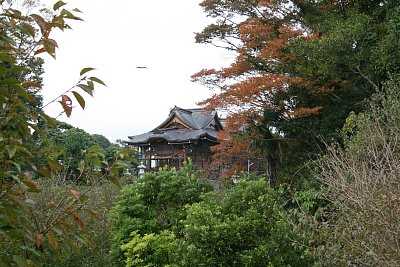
xmin=193 ymin=0 xmax=400 ymax=182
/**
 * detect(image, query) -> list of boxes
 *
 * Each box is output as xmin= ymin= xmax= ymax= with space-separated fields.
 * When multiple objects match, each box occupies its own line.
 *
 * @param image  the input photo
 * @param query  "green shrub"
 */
xmin=177 ymin=178 xmax=315 ymax=267
xmin=109 ymin=162 xmax=214 ymax=266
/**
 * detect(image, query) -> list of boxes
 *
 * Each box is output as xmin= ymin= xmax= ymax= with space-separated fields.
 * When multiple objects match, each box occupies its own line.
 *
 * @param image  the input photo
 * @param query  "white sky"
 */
xmin=41 ymin=0 xmax=232 ymax=142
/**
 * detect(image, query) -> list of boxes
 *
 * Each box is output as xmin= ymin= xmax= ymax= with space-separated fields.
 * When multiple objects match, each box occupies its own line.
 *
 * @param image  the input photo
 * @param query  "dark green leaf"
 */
xmin=6 ymin=144 xmax=17 ymax=159
xmin=77 ymin=84 xmax=94 ymax=96
xmin=89 ymin=76 xmax=107 ymax=87
xmin=72 ymin=91 xmax=85 ymax=109
xmin=13 ymin=255 xmax=28 ymax=267
xmin=106 ymin=175 xmax=121 ymax=188
xmin=53 ymin=1 xmax=67 ymax=11
xmin=19 ymin=23 xmax=35 ymax=37
xmin=80 ymin=67 xmax=95 ymax=76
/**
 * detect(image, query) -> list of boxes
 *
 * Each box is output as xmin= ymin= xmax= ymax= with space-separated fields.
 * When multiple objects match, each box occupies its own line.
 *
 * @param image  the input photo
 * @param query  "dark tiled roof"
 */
xmin=126 ymin=106 xmax=223 ymax=145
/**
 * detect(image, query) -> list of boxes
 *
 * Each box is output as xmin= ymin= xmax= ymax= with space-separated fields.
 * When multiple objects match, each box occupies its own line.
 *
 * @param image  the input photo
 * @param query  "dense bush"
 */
xmin=175 ymin=179 xmax=315 ymax=266
xmin=317 ymin=79 xmax=400 ymax=266
xmin=113 ymin=170 xmax=315 ymax=266
xmin=109 ymin=162 xmax=215 ymax=266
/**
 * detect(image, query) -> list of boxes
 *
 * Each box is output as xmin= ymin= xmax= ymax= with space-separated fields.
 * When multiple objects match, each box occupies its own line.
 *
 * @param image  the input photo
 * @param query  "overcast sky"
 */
xmin=41 ymin=0 xmax=232 ymax=142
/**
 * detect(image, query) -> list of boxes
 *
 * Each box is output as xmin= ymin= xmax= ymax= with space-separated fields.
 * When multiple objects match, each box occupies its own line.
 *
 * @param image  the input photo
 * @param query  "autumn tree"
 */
xmin=193 ymin=0 xmax=400 ymax=184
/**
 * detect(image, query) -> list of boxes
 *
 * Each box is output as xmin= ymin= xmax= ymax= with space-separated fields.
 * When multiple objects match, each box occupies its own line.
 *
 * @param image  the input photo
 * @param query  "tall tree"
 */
xmin=193 ymin=0 xmax=400 ymax=182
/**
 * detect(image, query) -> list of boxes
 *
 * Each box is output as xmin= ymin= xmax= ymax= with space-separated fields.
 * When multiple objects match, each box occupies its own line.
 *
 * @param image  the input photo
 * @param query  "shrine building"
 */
xmin=126 ymin=106 xmax=224 ymax=172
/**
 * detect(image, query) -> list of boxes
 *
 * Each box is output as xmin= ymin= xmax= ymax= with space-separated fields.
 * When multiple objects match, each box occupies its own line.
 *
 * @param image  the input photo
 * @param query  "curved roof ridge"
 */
xmin=170 ymin=106 xmax=192 ymax=115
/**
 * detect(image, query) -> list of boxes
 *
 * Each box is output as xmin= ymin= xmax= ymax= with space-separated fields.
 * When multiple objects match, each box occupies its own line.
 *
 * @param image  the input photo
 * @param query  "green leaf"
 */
xmin=2 ymin=78 xmax=29 ymax=98
xmin=12 ymin=255 xmax=28 ymax=267
xmin=80 ymin=234 xmax=96 ymax=249
xmin=106 ymin=175 xmax=121 ymax=188
xmin=79 ymin=195 xmax=88 ymax=203
xmin=72 ymin=91 xmax=85 ymax=109
xmin=80 ymin=67 xmax=95 ymax=76
xmin=47 ymin=230 xmax=59 ymax=249
xmin=52 ymin=226 xmax=63 ymax=236
xmin=38 ymin=168 xmax=52 ymax=178
xmin=77 ymin=84 xmax=94 ymax=97
xmin=6 ymin=144 xmax=17 ymax=159
xmin=22 ymin=179 xmax=40 ymax=192
xmin=115 ymin=148 xmax=135 ymax=159
xmin=89 ymin=76 xmax=107 ymax=87
xmin=12 ymin=162 xmax=21 ymax=172
xmin=53 ymin=1 xmax=67 ymax=11
xmin=43 ymin=39 xmax=57 ymax=58
xmin=60 ymin=9 xmax=83 ymax=21
xmin=77 ymin=160 xmax=85 ymax=173
xmin=69 ymin=212 xmax=85 ymax=229
xmin=88 ymin=145 xmax=105 ymax=157
xmin=47 ymin=158 xmax=63 ymax=173
xmin=19 ymin=23 xmax=35 ymax=37
xmin=84 ymin=209 xmax=100 ymax=220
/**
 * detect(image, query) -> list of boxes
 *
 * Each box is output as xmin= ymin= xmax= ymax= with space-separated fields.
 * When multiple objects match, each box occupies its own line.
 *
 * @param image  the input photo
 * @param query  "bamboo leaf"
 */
xmin=79 ymin=195 xmax=88 ymax=203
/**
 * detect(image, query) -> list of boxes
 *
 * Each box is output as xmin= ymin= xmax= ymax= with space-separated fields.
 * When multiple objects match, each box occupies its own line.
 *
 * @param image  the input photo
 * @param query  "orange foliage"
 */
xmin=288 ymin=106 xmax=322 ymax=118
xmin=195 ymin=0 xmax=323 ymax=176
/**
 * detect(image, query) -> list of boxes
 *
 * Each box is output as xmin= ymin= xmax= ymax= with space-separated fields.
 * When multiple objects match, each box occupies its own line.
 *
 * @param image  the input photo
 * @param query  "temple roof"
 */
xmin=126 ymin=106 xmax=223 ymax=145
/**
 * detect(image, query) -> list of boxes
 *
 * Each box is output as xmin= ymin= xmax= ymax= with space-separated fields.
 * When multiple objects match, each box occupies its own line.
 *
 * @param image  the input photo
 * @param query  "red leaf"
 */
xmin=70 ymin=189 xmax=81 ymax=201
xmin=31 ymin=14 xmax=47 ymax=36
xmin=59 ymin=94 xmax=72 ymax=117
